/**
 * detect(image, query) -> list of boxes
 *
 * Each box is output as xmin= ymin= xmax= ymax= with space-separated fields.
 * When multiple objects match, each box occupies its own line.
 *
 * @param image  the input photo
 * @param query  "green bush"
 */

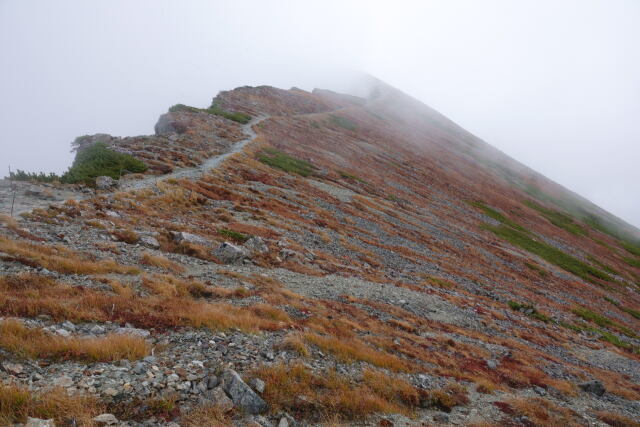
xmin=483 ymin=224 xmax=612 ymax=284
xmin=624 ymin=257 xmax=640 ymax=268
xmin=468 ymin=201 xmax=526 ymax=232
xmin=258 ymin=148 xmax=315 ymax=177
xmin=339 ymin=171 xmax=366 ymax=183
xmin=621 ymin=306 xmax=640 ymax=320
xmin=328 ymin=114 xmax=357 ymax=131
xmin=8 ymin=170 xmax=61 ymax=183
xmin=217 ymin=228 xmax=250 ymax=243
xmin=61 ymin=143 xmax=147 ymax=184
xmin=524 ymin=200 xmax=588 ymax=236
xmin=168 ymin=103 xmax=251 ymax=124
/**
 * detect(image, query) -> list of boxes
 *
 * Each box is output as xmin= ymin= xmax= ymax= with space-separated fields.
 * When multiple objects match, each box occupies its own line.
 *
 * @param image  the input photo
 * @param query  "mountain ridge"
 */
xmin=0 ymin=80 xmax=638 ymax=426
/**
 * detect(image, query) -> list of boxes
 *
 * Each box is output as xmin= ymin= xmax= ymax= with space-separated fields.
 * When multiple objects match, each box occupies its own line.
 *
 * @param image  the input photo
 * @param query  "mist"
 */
xmin=1 ymin=0 xmax=638 ymax=227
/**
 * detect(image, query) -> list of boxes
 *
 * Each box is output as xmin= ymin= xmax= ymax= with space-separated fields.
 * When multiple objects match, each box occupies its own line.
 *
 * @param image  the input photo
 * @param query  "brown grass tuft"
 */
xmin=0 ymin=236 xmax=139 ymax=275
xmin=0 ymin=319 xmax=150 ymax=362
xmin=0 ymin=384 xmax=103 ymax=425
xmin=141 ymin=252 xmax=186 ymax=273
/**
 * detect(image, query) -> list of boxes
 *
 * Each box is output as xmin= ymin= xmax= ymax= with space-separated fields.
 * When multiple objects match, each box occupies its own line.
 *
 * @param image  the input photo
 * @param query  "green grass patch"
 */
xmin=524 ymin=262 xmax=549 ymax=277
xmin=169 ymin=103 xmax=251 ymax=124
xmin=623 ymin=257 xmax=640 ymax=268
xmin=603 ymin=296 xmax=620 ymax=306
xmin=524 ymin=200 xmax=588 ymax=236
xmin=560 ymin=321 xmax=634 ymax=350
xmin=217 ymin=228 xmax=250 ymax=243
xmin=339 ymin=171 xmax=366 ymax=183
xmin=572 ymin=306 xmax=636 ymax=338
xmin=621 ymin=307 xmax=640 ymax=320
xmin=507 ymin=301 xmax=552 ymax=323
xmin=483 ymin=224 xmax=611 ymax=284
xmin=468 ymin=201 xmax=526 ymax=232
xmin=587 ymin=256 xmax=620 ymax=276
xmin=328 ymin=114 xmax=357 ymax=131
xmin=61 ymin=143 xmax=147 ymax=185
xmin=257 ymin=148 xmax=315 ymax=177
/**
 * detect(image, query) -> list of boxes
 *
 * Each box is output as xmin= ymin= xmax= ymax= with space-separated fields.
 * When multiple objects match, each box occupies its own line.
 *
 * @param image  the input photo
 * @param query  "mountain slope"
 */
xmin=0 ymin=81 xmax=638 ymax=426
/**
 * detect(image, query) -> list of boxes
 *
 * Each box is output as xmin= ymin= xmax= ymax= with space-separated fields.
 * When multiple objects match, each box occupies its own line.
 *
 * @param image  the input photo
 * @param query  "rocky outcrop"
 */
xmin=214 ymin=241 xmax=247 ymax=264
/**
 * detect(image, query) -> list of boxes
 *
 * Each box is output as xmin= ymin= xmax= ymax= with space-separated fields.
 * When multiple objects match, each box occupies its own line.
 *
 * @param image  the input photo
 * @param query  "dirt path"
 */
xmin=1 ymin=115 xmax=270 ymax=218
xmin=118 ymin=115 xmax=269 ymax=191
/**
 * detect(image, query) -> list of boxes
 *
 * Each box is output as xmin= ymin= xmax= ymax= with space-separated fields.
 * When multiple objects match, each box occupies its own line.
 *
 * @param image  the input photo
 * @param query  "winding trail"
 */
xmin=1 ymin=115 xmax=270 ymax=217
xmin=119 ymin=114 xmax=270 ymax=191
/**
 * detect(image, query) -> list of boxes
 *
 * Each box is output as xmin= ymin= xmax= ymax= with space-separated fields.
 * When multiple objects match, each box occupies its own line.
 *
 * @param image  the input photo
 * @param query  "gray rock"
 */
xmin=91 ymin=325 xmax=106 ymax=334
xmin=53 ymin=375 xmax=73 ymax=388
xmin=96 ymin=176 xmax=117 ymax=190
xmin=579 ymin=380 xmax=605 ymax=396
xmin=114 ymin=327 xmax=150 ymax=338
xmin=208 ymin=386 xmax=234 ymax=411
xmin=244 ymin=236 xmax=269 ymax=255
xmin=221 ymin=369 xmax=267 ymax=414
xmin=170 ymin=231 xmax=209 ymax=246
xmin=139 ymin=235 xmax=160 ymax=249
xmin=25 ymin=418 xmax=55 ymax=427
xmin=249 ymin=377 xmax=265 ymax=394
xmin=1 ymin=361 xmax=24 ymax=375
xmin=433 ymin=413 xmax=449 ymax=423
xmin=486 ymin=359 xmax=497 ymax=370
xmin=214 ymin=241 xmax=248 ymax=264
xmin=279 ymin=248 xmax=296 ymax=261
xmin=207 ymin=375 xmax=220 ymax=389
xmin=93 ymin=413 xmax=119 ymax=425
xmin=278 ymin=413 xmax=295 ymax=427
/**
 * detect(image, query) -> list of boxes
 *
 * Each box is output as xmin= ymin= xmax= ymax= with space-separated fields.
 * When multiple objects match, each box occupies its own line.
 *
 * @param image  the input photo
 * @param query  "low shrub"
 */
xmin=169 ymin=103 xmax=251 ymax=124
xmin=329 ymin=114 xmax=357 ymax=131
xmin=483 ymin=224 xmax=611 ymax=284
xmin=524 ymin=200 xmax=588 ymax=236
xmin=258 ymin=148 xmax=315 ymax=177
xmin=8 ymin=170 xmax=61 ymax=183
xmin=61 ymin=142 xmax=147 ymax=184
xmin=572 ymin=306 xmax=636 ymax=338
xmin=217 ymin=228 xmax=250 ymax=243
xmin=468 ymin=201 xmax=526 ymax=232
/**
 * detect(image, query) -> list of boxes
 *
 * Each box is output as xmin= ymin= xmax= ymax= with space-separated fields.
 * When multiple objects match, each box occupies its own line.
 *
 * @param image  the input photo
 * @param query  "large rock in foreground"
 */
xmin=221 ymin=369 xmax=267 ymax=414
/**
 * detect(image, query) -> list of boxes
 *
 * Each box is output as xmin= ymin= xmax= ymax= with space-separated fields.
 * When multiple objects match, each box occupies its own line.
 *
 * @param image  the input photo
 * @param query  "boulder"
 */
xmin=1 ymin=361 xmax=24 ymax=375
xmin=221 ymin=369 xmax=267 ymax=414
xmin=170 ymin=231 xmax=209 ymax=246
xmin=25 ymin=418 xmax=55 ymax=427
xmin=95 ymin=176 xmax=117 ymax=190
xmin=244 ymin=236 xmax=269 ymax=255
xmin=214 ymin=242 xmax=248 ymax=264
xmin=139 ymin=235 xmax=160 ymax=249
xmin=114 ymin=327 xmax=150 ymax=338
xmin=155 ymin=113 xmax=189 ymax=135
xmin=579 ymin=380 xmax=605 ymax=396
xmin=93 ymin=414 xmax=119 ymax=425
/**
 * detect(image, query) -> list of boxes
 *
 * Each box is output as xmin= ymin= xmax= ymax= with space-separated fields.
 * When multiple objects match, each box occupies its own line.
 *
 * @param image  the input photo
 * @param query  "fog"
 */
xmin=1 ymin=0 xmax=639 ymax=227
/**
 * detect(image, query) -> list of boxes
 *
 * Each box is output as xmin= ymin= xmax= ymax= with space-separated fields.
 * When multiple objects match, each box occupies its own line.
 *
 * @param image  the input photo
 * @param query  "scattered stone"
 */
xmin=91 ymin=325 xmax=106 ymax=334
xmin=114 ymin=327 xmax=150 ymax=338
xmin=278 ymin=413 xmax=296 ymax=427
xmin=579 ymin=380 xmax=605 ymax=396
xmin=53 ymin=376 xmax=73 ymax=387
xmin=93 ymin=413 xmax=119 ymax=425
xmin=244 ymin=236 xmax=269 ymax=255
xmin=214 ymin=241 xmax=248 ymax=264
xmin=25 ymin=418 xmax=55 ymax=427
xmin=1 ymin=361 xmax=24 ymax=375
xmin=96 ymin=176 xmax=117 ymax=190
xmin=486 ymin=359 xmax=497 ymax=370
xmin=105 ymin=210 xmax=121 ymax=218
xmin=221 ymin=369 xmax=267 ymax=414
xmin=139 ymin=235 xmax=160 ymax=249
xmin=207 ymin=375 xmax=220 ymax=389
xmin=433 ymin=413 xmax=449 ymax=423
xmin=279 ymin=248 xmax=296 ymax=261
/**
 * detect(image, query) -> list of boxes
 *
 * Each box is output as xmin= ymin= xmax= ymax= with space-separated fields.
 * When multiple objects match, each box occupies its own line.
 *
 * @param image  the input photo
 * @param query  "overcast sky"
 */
xmin=1 ymin=0 xmax=638 ymax=227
